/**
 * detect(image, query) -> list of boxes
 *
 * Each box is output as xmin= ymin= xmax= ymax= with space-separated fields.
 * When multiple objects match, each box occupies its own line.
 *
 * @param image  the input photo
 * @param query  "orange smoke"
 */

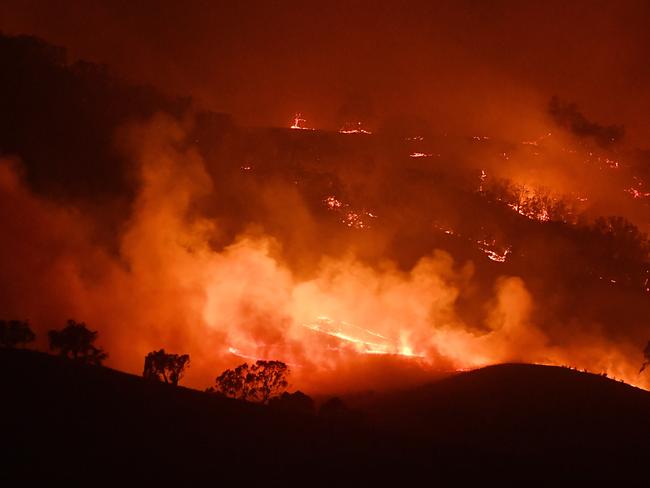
xmin=0 ymin=114 xmax=648 ymax=394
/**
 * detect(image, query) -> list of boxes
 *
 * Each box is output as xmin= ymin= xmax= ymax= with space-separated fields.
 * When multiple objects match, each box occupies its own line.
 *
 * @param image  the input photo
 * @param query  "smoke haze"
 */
xmin=1 ymin=3 xmax=649 ymax=393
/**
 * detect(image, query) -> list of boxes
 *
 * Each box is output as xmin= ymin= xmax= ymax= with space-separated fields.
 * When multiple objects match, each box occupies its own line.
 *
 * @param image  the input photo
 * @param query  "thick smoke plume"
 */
xmin=1 ymin=113 xmax=648 ymax=393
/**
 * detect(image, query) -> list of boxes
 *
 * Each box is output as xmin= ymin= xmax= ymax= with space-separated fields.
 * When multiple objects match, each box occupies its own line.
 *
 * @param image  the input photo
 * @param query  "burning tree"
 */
xmin=0 ymin=320 xmax=35 ymax=348
xmin=213 ymin=360 xmax=289 ymax=403
xmin=48 ymin=319 xmax=107 ymax=365
xmin=143 ymin=349 xmax=190 ymax=386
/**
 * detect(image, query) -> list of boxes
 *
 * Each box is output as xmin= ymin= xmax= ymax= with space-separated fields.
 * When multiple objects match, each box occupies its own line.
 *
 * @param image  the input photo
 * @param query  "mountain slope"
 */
xmin=2 ymin=350 xmax=649 ymax=482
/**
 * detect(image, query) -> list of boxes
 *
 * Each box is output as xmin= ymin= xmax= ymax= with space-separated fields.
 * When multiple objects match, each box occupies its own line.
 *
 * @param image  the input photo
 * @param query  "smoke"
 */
xmin=4 ymin=0 xmax=650 ymax=144
xmin=1 ymin=113 xmax=648 ymax=394
xmin=549 ymin=96 xmax=625 ymax=147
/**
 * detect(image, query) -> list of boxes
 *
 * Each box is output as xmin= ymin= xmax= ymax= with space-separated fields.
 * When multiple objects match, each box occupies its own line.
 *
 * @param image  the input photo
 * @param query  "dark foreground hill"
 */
xmin=1 ymin=349 xmax=649 ymax=483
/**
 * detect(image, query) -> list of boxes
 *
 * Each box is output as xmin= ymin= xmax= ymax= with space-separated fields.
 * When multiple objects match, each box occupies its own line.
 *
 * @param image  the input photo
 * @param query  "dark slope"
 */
xmin=0 ymin=349 xmax=388 ymax=484
xmin=358 ymin=363 xmax=650 ymax=442
xmin=2 ymin=350 xmax=650 ymax=483
xmin=349 ymin=363 xmax=650 ymax=480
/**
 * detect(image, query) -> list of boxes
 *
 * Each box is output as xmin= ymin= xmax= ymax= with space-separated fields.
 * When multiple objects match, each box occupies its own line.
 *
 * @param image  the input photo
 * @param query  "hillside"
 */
xmin=2 ymin=349 xmax=649 ymax=482
xmin=353 ymin=363 xmax=650 ymax=444
xmin=1 ymin=32 xmax=650 ymax=394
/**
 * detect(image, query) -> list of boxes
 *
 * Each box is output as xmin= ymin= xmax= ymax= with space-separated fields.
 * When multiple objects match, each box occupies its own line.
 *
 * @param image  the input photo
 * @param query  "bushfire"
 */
xmin=1 ymin=99 xmax=650 ymax=395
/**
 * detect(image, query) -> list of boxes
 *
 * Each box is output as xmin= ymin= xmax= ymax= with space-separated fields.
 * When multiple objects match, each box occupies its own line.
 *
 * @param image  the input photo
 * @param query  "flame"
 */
xmin=342 ymin=211 xmax=377 ymax=229
xmin=339 ymin=122 xmax=372 ymax=134
xmin=300 ymin=316 xmax=422 ymax=358
xmin=507 ymin=201 xmax=551 ymax=222
xmin=477 ymin=240 xmax=512 ymax=263
xmin=521 ymin=132 xmax=552 ymax=146
xmin=625 ymin=188 xmax=650 ymax=199
xmin=290 ymin=113 xmax=314 ymax=130
xmin=478 ymin=169 xmax=487 ymax=192
xmin=323 ymin=195 xmax=376 ymax=229
xmin=2 ymin=115 xmax=649 ymax=394
xmin=324 ymin=195 xmax=343 ymax=209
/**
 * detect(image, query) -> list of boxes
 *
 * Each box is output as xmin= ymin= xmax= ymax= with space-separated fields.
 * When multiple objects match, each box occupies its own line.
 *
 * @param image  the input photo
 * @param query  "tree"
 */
xmin=143 ymin=349 xmax=190 ymax=386
xmin=213 ymin=360 xmax=289 ymax=403
xmin=0 ymin=320 xmax=36 ymax=348
xmin=640 ymin=341 xmax=650 ymax=374
xmin=48 ymin=319 xmax=107 ymax=365
xmin=268 ymin=391 xmax=315 ymax=415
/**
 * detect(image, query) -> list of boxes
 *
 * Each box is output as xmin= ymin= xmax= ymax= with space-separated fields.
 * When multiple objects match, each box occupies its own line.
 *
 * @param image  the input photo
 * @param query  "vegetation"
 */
xmin=268 ymin=390 xmax=315 ymax=415
xmin=143 ymin=349 xmax=190 ymax=386
xmin=212 ymin=360 xmax=289 ymax=403
xmin=0 ymin=320 xmax=35 ymax=348
xmin=48 ymin=319 xmax=107 ymax=365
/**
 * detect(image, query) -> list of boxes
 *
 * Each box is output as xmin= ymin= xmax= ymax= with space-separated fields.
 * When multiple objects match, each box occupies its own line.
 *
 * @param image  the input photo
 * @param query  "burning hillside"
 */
xmin=0 ymin=31 xmax=649 ymax=395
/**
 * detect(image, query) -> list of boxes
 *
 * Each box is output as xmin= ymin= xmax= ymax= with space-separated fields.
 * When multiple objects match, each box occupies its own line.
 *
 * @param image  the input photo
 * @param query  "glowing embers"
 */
xmin=503 ymin=185 xmax=553 ymax=222
xmin=477 ymin=239 xmax=512 ymax=263
xmin=625 ymin=188 xmax=650 ymax=199
xmin=508 ymin=202 xmax=551 ymax=222
xmin=433 ymin=221 xmax=457 ymax=236
xmin=290 ymin=113 xmax=314 ymax=130
xmin=343 ymin=210 xmax=377 ymax=229
xmin=478 ymin=169 xmax=487 ymax=193
xmin=409 ymin=152 xmax=432 ymax=158
xmin=324 ymin=196 xmax=343 ymax=209
xmin=522 ymin=132 xmax=552 ymax=147
xmin=587 ymin=152 xmax=620 ymax=170
xmin=339 ymin=122 xmax=372 ymax=134
xmin=302 ymin=316 xmax=423 ymax=358
xmin=323 ymin=195 xmax=377 ymax=229
xmin=624 ymin=176 xmax=650 ymax=199
xmin=480 ymin=176 xmax=559 ymax=222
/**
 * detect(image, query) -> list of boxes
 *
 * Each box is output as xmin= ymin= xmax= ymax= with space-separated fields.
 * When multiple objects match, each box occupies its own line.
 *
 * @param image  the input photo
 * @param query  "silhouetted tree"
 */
xmin=213 ymin=360 xmax=289 ymax=403
xmin=268 ymin=391 xmax=315 ymax=415
xmin=0 ymin=320 xmax=35 ymax=348
xmin=213 ymin=363 xmax=252 ymax=399
xmin=143 ymin=349 xmax=190 ymax=386
xmin=48 ymin=319 xmax=107 ymax=365
xmin=640 ymin=341 xmax=650 ymax=373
